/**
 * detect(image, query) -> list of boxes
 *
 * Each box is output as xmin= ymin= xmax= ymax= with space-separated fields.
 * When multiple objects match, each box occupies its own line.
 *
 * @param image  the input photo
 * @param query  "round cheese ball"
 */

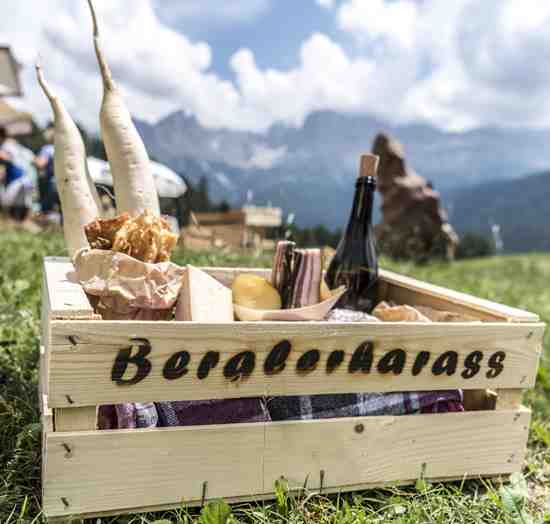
xmin=232 ymin=274 xmax=282 ymax=310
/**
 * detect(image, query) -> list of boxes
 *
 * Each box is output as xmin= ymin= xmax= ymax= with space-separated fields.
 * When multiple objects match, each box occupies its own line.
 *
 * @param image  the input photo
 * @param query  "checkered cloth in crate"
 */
xmin=98 ymin=390 xmax=463 ymax=429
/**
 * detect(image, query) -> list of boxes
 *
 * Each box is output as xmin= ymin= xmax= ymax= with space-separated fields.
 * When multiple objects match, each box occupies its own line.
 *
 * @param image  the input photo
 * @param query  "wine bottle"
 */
xmin=325 ymin=154 xmax=379 ymax=312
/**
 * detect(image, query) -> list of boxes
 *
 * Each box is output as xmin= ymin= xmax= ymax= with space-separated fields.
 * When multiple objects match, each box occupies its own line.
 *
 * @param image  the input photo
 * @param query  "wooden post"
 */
xmin=496 ymin=389 xmax=523 ymax=410
xmin=55 ymin=407 xmax=98 ymax=432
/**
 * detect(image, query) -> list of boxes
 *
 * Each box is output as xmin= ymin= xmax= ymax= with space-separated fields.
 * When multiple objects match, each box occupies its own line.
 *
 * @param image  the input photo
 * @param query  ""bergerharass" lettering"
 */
xmin=111 ymin=339 xmax=506 ymax=386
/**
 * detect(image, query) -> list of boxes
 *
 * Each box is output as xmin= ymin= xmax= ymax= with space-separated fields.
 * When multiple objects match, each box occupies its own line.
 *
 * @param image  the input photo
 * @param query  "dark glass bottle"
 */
xmin=325 ymin=154 xmax=379 ymax=313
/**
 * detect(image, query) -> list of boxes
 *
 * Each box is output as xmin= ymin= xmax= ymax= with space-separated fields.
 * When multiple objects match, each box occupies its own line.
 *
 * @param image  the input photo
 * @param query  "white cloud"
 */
xmin=241 ymin=144 xmax=288 ymax=170
xmin=229 ymin=34 xmax=375 ymax=129
xmin=338 ymin=0 xmax=419 ymax=50
xmin=335 ymin=0 xmax=550 ymax=130
xmin=316 ymin=0 xmax=335 ymax=9
xmin=5 ymin=0 xmax=550 ymax=136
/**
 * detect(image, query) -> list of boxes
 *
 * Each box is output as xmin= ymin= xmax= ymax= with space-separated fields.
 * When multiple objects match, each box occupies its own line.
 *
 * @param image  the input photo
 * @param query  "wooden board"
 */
xmin=55 ymin=407 xmax=97 ymax=432
xmin=43 ymin=258 xmax=99 ymax=320
xmin=176 ymin=266 xmax=233 ymax=322
xmin=203 ymin=267 xmax=540 ymax=323
xmin=381 ymin=269 xmax=540 ymax=323
xmin=44 ymin=260 xmax=540 ymax=324
xmin=43 ymin=408 xmax=530 ymax=518
xmin=47 ymin=320 xmax=543 ymax=407
xmin=46 ymin=475 xmax=508 ymax=522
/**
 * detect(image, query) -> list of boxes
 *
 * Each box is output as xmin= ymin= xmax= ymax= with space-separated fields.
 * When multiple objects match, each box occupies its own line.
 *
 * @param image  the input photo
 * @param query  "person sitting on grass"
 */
xmin=0 ymin=126 xmax=33 ymax=222
xmin=34 ymin=122 xmax=59 ymax=215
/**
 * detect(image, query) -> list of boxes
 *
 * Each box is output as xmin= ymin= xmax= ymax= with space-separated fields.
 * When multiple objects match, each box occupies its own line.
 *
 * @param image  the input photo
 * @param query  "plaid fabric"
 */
xmin=155 ymin=399 xmax=270 ymax=427
xmin=98 ymin=402 xmax=158 ymax=429
xmin=267 ymin=391 xmax=464 ymax=421
xmin=99 ymin=391 xmax=463 ymax=429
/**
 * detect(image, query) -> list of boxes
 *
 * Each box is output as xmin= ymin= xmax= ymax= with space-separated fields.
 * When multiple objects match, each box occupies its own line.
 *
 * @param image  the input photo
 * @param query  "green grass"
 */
xmin=0 ymin=229 xmax=548 ymax=523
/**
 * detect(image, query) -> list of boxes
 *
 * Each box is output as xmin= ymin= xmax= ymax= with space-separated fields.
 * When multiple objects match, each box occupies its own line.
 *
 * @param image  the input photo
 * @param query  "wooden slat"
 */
xmin=42 ymin=263 xmax=99 ymax=431
xmin=47 ymin=320 xmax=543 ymax=407
xmin=41 ymin=281 xmax=54 ymax=510
xmin=55 ymin=407 xmax=97 ymax=432
xmin=40 ymin=278 xmax=52 ymax=424
xmin=203 ymin=267 xmax=540 ymax=323
xmin=49 ymin=475 xmax=509 ymax=522
xmin=381 ymin=269 xmax=539 ymax=323
xmin=45 ymin=261 xmax=540 ymax=324
xmin=262 ymin=409 xmax=529 ymax=491
xmin=43 ymin=257 xmax=99 ymax=320
xmin=43 ymin=409 xmax=530 ymax=518
xmin=496 ymin=389 xmax=523 ymax=410
xmin=44 ymin=422 xmax=266 ymax=518
xmin=463 ymin=390 xmax=497 ymax=411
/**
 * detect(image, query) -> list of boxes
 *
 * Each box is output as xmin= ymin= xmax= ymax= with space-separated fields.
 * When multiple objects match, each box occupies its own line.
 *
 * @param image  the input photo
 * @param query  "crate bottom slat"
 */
xmin=46 ymin=474 xmax=512 ymax=523
xmin=42 ymin=408 xmax=530 ymax=519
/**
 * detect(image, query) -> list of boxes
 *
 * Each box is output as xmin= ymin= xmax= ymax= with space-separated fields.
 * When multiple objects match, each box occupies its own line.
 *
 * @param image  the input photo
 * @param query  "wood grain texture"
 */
xmin=47 ymin=320 xmax=543 ymax=407
xmin=204 ymin=267 xmax=540 ymax=322
xmin=43 ymin=258 xmax=99 ymax=320
xmin=381 ymin=269 xmax=539 ymax=323
xmin=40 ymin=285 xmax=54 ymax=508
xmin=43 ymin=408 xmax=530 ymax=518
xmin=497 ymin=389 xmax=523 ymax=410
xmin=46 ymin=476 xmax=510 ymax=522
xmin=463 ymin=390 xmax=497 ymax=411
xmin=55 ymin=407 xmax=97 ymax=432
xmin=44 ymin=260 xmax=540 ymax=324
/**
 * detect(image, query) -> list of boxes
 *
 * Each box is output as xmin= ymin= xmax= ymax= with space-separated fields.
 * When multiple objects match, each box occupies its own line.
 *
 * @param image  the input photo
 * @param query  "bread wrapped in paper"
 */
xmin=73 ymin=249 xmax=186 ymax=319
xmin=372 ymin=301 xmax=431 ymax=322
xmin=85 ymin=210 xmax=178 ymax=263
xmin=415 ymin=306 xmax=480 ymax=323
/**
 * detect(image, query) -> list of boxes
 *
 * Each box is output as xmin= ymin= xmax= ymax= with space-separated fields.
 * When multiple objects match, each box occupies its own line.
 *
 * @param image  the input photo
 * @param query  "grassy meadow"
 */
xmin=0 ymin=228 xmax=548 ymax=523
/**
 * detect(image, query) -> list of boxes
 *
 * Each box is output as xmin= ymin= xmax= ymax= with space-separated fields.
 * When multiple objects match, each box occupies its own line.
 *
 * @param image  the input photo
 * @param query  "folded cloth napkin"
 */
xmin=155 ymin=398 xmax=270 ymax=427
xmin=267 ymin=390 xmax=464 ymax=421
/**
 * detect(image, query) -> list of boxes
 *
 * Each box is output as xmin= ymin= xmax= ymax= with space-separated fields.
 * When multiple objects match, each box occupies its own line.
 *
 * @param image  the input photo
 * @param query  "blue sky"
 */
xmin=3 ymin=0 xmax=550 ymax=134
xmin=155 ymin=1 xmax=341 ymax=78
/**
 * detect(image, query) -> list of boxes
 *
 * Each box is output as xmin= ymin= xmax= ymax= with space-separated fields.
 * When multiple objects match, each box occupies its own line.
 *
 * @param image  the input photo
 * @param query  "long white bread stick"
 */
xmin=36 ymin=64 xmax=100 ymax=257
xmin=87 ymin=0 xmax=160 ymax=217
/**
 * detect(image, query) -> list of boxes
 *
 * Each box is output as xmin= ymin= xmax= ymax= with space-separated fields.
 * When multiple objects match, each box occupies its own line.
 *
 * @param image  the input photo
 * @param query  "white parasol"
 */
xmin=87 ymin=157 xmax=187 ymax=199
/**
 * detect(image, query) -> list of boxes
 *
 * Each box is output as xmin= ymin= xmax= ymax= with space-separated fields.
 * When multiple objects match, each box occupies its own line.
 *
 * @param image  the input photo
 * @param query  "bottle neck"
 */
xmin=346 ymin=176 xmax=376 ymax=233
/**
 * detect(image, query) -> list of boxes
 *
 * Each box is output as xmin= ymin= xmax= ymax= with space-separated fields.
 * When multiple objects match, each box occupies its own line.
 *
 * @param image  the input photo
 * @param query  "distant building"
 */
xmin=188 ymin=206 xmax=283 ymax=250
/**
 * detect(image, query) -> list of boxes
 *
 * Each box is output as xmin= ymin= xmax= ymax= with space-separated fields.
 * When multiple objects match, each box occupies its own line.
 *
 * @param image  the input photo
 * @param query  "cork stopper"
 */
xmin=359 ymin=154 xmax=379 ymax=178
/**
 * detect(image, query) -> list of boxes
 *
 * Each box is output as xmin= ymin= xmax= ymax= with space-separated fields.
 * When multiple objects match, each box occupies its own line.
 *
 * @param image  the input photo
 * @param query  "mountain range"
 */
xmin=450 ymin=170 xmax=550 ymax=253
xmin=136 ymin=110 xmax=550 ymax=232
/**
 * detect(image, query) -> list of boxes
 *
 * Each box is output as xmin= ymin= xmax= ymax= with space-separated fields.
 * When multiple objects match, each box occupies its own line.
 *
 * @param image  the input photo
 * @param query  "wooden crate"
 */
xmin=40 ymin=257 xmax=545 ymax=520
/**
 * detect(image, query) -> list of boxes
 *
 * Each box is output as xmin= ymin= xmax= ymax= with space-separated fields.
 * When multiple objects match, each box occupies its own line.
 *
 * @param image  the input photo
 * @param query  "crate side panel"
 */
xmin=49 ymin=321 xmax=543 ymax=407
xmin=43 ymin=257 xmax=98 ymax=320
xmin=44 ymin=262 xmax=539 ymax=323
xmin=381 ymin=269 xmax=539 ymax=323
xmin=203 ymin=267 xmax=539 ymax=323
xmin=46 ymin=475 xmax=507 ymax=521
xmin=263 ymin=409 xmax=530 ymax=490
xmin=43 ymin=410 xmax=529 ymax=519
xmin=43 ymin=423 xmax=266 ymax=518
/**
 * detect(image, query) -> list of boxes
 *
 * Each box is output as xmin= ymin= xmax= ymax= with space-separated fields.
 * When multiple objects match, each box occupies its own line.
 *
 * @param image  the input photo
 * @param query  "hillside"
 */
xmin=451 ymin=170 xmax=550 ymax=252
xmin=1 ymin=229 xmax=548 ymax=522
xmin=136 ymin=110 xmax=550 ymax=228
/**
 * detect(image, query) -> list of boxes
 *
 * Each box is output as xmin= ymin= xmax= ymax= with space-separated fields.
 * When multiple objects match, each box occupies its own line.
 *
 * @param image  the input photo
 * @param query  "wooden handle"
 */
xmin=359 ymin=154 xmax=379 ymax=178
